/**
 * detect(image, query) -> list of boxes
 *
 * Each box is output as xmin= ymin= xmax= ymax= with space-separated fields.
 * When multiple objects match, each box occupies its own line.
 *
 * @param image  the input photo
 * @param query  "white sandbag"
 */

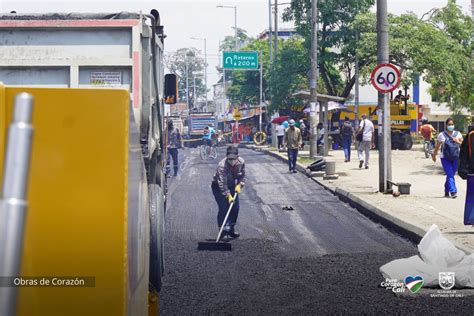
xmin=418 ymin=224 xmax=465 ymax=268
xmin=380 ymin=255 xmax=439 ymax=287
xmin=380 ymin=224 xmax=474 ymax=289
xmin=453 ymin=254 xmax=474 ymax=288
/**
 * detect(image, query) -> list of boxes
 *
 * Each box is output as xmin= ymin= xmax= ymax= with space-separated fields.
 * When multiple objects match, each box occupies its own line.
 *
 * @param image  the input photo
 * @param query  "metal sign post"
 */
xmin=371 ymin=62 xmax=400 ymax=193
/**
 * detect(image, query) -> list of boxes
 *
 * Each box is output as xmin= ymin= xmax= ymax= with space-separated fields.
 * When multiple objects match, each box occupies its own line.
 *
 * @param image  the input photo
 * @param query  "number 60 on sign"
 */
xmin=370 ymin=63 xmax=401 ymax=93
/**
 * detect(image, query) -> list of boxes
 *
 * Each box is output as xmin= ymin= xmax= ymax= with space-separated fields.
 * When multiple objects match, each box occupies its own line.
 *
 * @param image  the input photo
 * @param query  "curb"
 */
xmin=244 ymin=144 xmax=473 ymax=255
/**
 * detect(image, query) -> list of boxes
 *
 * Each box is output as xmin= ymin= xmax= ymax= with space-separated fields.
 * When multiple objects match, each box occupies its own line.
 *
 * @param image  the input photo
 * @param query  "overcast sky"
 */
xmin=1 ymin=0 xmax=472 ymax=97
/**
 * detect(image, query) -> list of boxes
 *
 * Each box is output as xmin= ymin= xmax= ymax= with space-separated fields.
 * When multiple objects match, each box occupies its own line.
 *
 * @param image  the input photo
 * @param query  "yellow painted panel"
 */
xmin=0 ymin=87 xmax=130 ymax=316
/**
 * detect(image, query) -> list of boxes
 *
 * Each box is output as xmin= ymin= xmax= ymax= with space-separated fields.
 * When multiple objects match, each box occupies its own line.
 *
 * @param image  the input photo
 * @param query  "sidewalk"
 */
xmin=245 ymin=144 xmax=473 ymax=254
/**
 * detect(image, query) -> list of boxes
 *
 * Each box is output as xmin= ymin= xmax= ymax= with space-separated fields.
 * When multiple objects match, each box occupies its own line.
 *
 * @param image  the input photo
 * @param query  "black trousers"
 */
xmin=167 ymin=148 xmax=178 ymax=175
xmin=211 ymin=182 xmax=239 ymax=231
xmin=277 ymin=135 xmax=283 ymax=148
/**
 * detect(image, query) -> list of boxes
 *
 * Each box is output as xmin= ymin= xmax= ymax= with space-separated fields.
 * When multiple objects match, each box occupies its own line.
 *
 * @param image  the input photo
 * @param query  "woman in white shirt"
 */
xmin=432 ymin=118 xmax=463 ymax=198
xmin=276 ymin=123 xmax=286 ymax=150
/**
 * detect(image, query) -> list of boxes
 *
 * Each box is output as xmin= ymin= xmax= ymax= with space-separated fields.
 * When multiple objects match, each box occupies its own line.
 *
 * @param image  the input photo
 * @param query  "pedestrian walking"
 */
xmin=211 ymin=145 xmax=246 ymax=241
xmin=276 ymin=122 xmax=285 ymax=150
xmin=299 ymin=119 xmax=307 ymax=141
xmin=284 ymin=119 xmax=303 ymax=173
xmin=432 ymin=118 xmax=463 ymax=198
xmin=316 ymin=123 xmax=326 ymax=155
xmin=357 ymin=114 xmax=375 ymax=169
xmin=341 ymin=116 xmax=354 ymax=162
xmin=166 ymin=119 xmax=184 ymax=177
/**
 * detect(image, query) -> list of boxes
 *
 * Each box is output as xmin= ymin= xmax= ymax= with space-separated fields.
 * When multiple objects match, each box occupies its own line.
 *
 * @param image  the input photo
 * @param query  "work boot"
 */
xmin=219 ymin=232 xmax=232 ymax=242
xmin=228 ymin=227 xmax=240 ymax=238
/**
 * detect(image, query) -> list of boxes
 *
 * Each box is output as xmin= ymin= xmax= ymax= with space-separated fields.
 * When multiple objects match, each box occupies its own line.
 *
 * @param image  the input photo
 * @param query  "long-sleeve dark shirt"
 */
xmin=212 ymin=157 xmax=246 ymax=196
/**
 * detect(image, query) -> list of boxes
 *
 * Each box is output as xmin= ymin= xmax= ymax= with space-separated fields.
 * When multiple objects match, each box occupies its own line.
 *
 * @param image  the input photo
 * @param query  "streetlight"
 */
xmin=192 ymin=72 xmax=204 ymax=111
xmin=190 ymin=37 xmax=208 ymax=111
xmin=216 ymin=5 xmax=237 ymax=50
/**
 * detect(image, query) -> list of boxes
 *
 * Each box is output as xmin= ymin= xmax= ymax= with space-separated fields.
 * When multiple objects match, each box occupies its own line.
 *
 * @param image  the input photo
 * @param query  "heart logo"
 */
xmin=404 ymin=275 xmax=424 ymax=293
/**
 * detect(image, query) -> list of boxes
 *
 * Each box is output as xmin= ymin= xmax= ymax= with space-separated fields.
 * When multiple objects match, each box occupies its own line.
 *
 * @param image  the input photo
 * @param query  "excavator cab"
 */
xmin=391 ymin=87 xmax=410 ymax=116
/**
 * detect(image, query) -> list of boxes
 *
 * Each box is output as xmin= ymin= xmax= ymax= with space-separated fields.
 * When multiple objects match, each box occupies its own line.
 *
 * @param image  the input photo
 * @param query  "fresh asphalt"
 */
xmin=160 ymin=147 xmax=474 ymax=315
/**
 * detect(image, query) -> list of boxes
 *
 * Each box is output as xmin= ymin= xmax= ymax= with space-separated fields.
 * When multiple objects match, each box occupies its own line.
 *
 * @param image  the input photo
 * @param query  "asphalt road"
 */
xmin=160 ymin=147 xmax=474 ymax=315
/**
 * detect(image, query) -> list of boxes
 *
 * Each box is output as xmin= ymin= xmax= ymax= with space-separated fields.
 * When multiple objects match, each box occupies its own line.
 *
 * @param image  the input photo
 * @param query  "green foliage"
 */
xmin=226 ymin=0 xmax=473 ymax=115
xmin=219 ymin=27 xmax=250 ymax=51
xmin=354 ymin=0 xmax=473 ymax=112
xmin=224 ymin=37 xmax=310 ymax=115
xmin=283 ymin=0 xmax=375 ymax=97
xmin=226 ymin=39 xmax=268 ymax=106
xmin=268 ymin=37 xmax=309 ymax=113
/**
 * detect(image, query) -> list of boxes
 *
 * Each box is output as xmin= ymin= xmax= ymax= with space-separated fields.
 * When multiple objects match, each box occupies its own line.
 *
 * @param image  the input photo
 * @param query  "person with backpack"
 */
xmin=432 ymin=118 xmax=463 ymax=198
xmin=341 ymin=116 xmax=354 ymax=162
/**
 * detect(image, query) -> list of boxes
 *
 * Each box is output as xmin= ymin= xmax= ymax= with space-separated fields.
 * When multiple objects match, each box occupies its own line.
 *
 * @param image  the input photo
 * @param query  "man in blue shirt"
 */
xmin=202 ymin=125 xmax=216 ymax=147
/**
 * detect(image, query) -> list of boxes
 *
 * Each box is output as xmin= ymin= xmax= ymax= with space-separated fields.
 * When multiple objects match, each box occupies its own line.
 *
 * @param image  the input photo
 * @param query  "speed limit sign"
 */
xmin=370 ymin=63 xmax=401 ymax=93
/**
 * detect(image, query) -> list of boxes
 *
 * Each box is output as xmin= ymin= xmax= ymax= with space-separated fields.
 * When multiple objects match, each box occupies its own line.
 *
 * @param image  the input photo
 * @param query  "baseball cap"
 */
xmin=289 ymin=119 xmax=295 ymax=126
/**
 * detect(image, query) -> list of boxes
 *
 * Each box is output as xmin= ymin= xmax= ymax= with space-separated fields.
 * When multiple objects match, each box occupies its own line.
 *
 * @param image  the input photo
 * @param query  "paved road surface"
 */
xmin=160 ymin=147 xmax=474 ymax=314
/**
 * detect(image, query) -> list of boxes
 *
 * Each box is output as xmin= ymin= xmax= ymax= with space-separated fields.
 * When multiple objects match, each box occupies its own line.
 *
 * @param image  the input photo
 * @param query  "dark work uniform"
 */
xmin=211 ymin=157 xmax=246 ymax=232
xmin=166 ymin=127 xmax=182 ymax=176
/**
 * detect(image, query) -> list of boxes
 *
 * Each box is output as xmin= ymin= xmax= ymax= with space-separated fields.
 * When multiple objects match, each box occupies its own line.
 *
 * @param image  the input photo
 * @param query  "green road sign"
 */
xmin=223 ymin=51 xmax=259 ymax=70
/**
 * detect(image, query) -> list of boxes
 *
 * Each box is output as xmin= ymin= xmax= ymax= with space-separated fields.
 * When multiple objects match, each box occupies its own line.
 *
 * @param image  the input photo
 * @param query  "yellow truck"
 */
xmin=0 ymin=10 xmax=178 ymax=316
xmin=330 ymin=99 xmax=419 ymax=150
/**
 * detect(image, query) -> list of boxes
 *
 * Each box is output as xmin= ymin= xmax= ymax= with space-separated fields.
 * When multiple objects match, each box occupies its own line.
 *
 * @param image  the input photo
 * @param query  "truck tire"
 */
xmin=401 ymin=134 xmax=413 ymax=150
xmin=148 ymin=150 xmax=158 ymax=185
xmin=149 ymin=184 xmax=165 ymax=292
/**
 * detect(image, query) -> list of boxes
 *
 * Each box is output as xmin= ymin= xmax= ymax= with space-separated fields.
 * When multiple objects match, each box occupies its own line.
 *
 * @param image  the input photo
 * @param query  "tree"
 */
xmin=267 ymin=37 xmax=310 ymax=114
xmin=282 ymin=0 xmax=473 ymax=113
xmin=283 ymin=0 xmax=375 ymax=97
xmin=164 ymin=48 xmax=207 ymax=107
xmin=225 ymin=39 xmax=269 ymax=108
xmin=217 ymin=28 xmax=253 ymax=86
xmin=219 ymin=27 xmax=251 ymax=51
xmin=353 ymin=0 xmax=473 ymax=112
xmin=425 ymin=0 xmax=473 ymax=112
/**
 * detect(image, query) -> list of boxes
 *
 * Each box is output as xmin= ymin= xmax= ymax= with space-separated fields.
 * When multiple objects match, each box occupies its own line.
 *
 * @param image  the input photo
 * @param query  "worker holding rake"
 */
xmin=211 ymin=145 xmax=246 ymax=242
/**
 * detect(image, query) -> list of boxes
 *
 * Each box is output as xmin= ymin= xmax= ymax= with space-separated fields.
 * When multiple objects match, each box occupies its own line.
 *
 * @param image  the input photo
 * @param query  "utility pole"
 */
xmin=268 ymin=0 xmax=273 ymax=62
xmin=216 ymin=5 xmax=237 ymax=49
xmin=185 ymin=53 xmax=189 ymax=109
xmin=193 ymin=75 xmax=197 ymax=110
xmin=309 ymin=0 xmax=318 ymax=158
xmin=259 ymin=50 xmax=263 ymax=132
xmin=203 ymin=39 xmax=208 ymax=111
xmin=234 ymin=8 xmax=237 ymax=50
xmin=355 ymin=30 xmax=360 ymax=128
xmin=191 ymin=37 xmax=207 ymax=111
xmin=274 ymin=0 xmax=278 ymax=61
xmin=377 ymin=0 xmax=392 ymax=193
